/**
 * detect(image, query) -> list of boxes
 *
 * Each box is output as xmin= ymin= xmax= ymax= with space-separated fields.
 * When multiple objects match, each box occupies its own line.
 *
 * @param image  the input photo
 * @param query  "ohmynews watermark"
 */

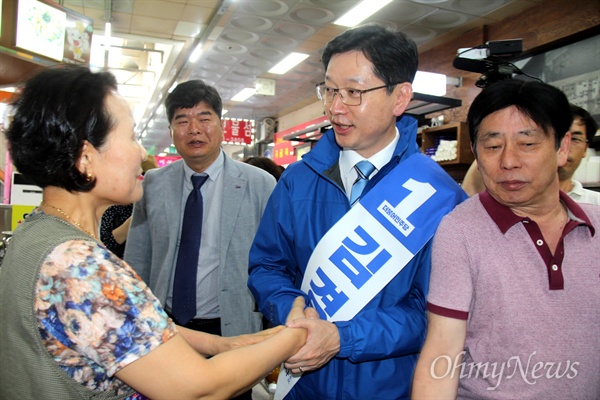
xmin=431 ymin=352 xmax=580 ymax=391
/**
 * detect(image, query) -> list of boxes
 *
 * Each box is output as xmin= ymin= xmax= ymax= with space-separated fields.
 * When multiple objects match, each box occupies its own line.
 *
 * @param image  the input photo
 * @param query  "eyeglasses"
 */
xmin=315 ymin=82 xmax=399 ymax=106
xmin=571 ymin=136 xmax=588 ymax=145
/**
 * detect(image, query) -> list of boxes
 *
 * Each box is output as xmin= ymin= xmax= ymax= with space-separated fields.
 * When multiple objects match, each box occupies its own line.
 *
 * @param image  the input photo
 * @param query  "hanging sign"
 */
xmin=222 ymin=118 xmax=254 ymax=145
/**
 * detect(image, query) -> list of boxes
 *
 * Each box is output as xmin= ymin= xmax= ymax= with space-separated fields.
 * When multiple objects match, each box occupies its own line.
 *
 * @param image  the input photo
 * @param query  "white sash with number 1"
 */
xmin=275 ymin=153 xmax=465 ymax=399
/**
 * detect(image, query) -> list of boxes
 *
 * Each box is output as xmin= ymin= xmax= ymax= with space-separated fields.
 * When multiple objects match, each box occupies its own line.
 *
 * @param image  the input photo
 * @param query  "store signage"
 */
xmin=155 ymin=155 xmax=182 ymax=167
xmin=273 ymin=141 xmax=297 ymax=166
xmin=15 ymin=0 xmax=93 ymax=64
xmin=222 ymin=118 xmax=254 ymax=145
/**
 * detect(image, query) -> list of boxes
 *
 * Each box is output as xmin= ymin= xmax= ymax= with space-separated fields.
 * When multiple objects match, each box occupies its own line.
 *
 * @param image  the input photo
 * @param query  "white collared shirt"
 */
xmin=569 ymin=179 xmax=600 ymax=206
xmin=339 ymin=128 xmax=400 ymax=200
xmin=166 ymin=150 xmax=224 ymax=318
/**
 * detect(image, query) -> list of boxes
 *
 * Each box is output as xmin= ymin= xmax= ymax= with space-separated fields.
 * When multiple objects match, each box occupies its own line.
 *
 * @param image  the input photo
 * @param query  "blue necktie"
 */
xmin=172 ymin=174 xmax=209 ymax=325
xmin=350 ymin=160 xmax=375 ymax=205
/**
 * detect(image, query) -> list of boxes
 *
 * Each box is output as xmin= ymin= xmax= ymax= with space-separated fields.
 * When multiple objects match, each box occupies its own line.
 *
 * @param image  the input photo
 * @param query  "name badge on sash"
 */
xmin=275 ymin=153 xmax=466 ymax=399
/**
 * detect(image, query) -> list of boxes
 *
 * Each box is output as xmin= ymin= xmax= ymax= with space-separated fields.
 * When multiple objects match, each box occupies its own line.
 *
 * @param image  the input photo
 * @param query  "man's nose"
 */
xmin=328 ymin=91 xmax=347 ymax=115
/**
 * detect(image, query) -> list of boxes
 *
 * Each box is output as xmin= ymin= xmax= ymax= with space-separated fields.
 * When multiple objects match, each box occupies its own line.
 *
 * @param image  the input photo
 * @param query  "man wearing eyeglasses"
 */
xmin=558 ymin=104 xmax=600 ymax=205
xmin=248 ymin=24 xmax=467 ymax=399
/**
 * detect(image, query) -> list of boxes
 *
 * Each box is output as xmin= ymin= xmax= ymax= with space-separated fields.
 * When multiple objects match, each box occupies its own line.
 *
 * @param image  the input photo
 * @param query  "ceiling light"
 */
xmin=334 ymin=0 xmax=393 ymax=27
xmin=222 ymin=109 xmax=228 ymax=116
xmin=104 ymin=22 xmax=111 ymax=40
xmin=189 ymin=43 xmax=203 ymax=63
xmin=208 ymin=26 xmax=224 ymax=41
xmin=231 ymin=88 xmax=256 ymax=102
xmin=413 ymin=71 xmax=447 ymax=96
xmin=268 ymin=52 xmax=309 ymax=74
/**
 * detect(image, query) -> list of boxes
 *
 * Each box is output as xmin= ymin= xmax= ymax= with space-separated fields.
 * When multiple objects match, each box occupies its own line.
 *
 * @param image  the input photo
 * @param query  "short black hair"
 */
xmin=242 ymin=156 xmax=284 ymax=181
xmin=165 ymin=80 xmax=223 ymax=123
xmin=321 ymin=23 xmax=418 ymax=93
xmin=468 ymin=80 xmax=571 ymax=153
xmin=6 ymin=65 xmax=117 ymax=191
xmin=570 ymin=104 xmax=598 ymax=142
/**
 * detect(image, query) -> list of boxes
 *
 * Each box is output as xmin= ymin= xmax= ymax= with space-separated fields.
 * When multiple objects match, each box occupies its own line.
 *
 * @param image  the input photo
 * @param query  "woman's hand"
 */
xmin=286 ymin=295 xmax=310 ymax=323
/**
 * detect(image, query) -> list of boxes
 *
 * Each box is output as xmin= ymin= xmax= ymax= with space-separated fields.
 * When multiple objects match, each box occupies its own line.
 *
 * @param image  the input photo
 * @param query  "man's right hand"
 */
xmin=284 ymin=305 xmax=340 ymax=374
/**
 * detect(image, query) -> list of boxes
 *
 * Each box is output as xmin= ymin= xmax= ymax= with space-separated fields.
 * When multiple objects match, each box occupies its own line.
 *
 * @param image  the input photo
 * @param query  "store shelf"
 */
xmin=421 ymin=122 xmax=474 ymax=166
xmin=405 ymin=92 xmax=462 ymax=117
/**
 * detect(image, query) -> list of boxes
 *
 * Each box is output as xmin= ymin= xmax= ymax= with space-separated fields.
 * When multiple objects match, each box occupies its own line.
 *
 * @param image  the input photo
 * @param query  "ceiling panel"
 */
xmin=0 ymin=0 xmax=541 ymax=156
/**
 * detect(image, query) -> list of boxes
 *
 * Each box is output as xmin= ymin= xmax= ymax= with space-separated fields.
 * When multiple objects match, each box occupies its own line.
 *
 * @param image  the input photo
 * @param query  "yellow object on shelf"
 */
xmin=11 ymin=205 xmax=36 ymax=231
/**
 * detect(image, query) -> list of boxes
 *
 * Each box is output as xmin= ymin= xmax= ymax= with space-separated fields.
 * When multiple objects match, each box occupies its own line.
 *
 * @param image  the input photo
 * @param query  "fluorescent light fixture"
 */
xmin=222 ymin=109 xmax=228 ymax=116
xmin=334 ymin=0 xmax=393 ymax=27
xmin=189 ymin=43 xmax=203 ymax=63
xmin=105 ymin=22 xmax=112 ymax=41
xmin=231 ymin=88 xmax=256 ymax=102
xmin=117 ymin=84 xmax=148 ymax=98
xmin=156 ymin=104 xmax=165 ymax=115
xmin=208 ymin=26 xmax=224 ymax=41
xmin=413 ymin=71 xmax=447 ymax=96
xmin=268 ymin=52 xmax=309 ymax=74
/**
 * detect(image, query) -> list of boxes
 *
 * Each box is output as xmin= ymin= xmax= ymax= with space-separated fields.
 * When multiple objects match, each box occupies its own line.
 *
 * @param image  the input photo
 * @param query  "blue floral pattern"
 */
xmin=35 ymin=239 xmax=177 ymax=396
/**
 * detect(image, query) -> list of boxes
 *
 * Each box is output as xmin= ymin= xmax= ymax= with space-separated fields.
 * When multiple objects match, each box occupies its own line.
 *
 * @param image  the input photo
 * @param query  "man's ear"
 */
xmin=557 ymin=131 xmax=571 ymax=168
xmin=393 ymin=82 xmax=413 ymax=117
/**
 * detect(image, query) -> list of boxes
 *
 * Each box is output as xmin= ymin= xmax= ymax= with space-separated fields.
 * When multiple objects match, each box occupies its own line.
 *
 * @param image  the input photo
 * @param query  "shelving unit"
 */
xmin=420 ymin=122 xmax=474 ymax=181
xmin=421 ymin=122 xmax=474 ymax=166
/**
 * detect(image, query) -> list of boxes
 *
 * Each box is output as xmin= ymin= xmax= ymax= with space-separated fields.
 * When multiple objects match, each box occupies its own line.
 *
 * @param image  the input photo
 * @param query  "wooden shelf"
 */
xmin=419 ymin=122 xmax=474 ymax=182
xmin=421 ymin=122 xmax=474 ymax=166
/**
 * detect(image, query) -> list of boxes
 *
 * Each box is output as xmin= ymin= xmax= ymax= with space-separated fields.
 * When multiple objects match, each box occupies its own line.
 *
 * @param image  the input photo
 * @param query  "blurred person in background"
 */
xmin=558 ymin=104 xmax=599 ymax=205
xmin=99 ymin=155 xmax=159 ymax=258
xmin=243 ymin=156 xmax=285 ymax=181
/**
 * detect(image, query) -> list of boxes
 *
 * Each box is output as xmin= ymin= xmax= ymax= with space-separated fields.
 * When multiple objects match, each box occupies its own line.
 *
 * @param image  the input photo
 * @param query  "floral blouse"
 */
xmin=35 ymin=236 xmax=177 ymax=397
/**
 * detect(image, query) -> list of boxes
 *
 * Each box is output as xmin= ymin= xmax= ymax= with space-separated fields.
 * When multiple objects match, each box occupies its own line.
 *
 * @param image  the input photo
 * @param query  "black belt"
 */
xmin=166 ymin=311 xmax=221 ymax=333
xmin=185 ymin=317 xmax=220 ymax=326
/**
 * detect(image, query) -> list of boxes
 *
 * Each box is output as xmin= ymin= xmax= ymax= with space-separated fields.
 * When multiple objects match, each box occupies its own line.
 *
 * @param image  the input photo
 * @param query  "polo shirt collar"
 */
xmin=479 ymin=190 xmax=595 ymax=236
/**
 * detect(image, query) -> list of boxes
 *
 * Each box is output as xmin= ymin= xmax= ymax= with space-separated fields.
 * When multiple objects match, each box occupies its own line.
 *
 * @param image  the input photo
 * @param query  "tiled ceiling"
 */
xmin=58 ymin=0 xmax=539 ymax=155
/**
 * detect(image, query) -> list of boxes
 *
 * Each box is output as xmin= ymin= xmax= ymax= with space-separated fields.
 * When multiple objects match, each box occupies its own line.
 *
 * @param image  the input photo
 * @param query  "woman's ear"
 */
xmin=77 ymin=140 xmax=94 ymax=177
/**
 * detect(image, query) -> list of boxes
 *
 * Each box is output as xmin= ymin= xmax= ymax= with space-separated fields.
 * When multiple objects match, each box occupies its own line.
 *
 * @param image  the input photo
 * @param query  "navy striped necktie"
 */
xmin=172 ymin=174 xmax=209 ymax=325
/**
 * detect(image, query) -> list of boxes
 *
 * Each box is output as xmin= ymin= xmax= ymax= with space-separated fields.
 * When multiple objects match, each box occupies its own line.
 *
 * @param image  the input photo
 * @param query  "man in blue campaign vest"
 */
xmin=248 ymin=24 xmax=467 ymax=400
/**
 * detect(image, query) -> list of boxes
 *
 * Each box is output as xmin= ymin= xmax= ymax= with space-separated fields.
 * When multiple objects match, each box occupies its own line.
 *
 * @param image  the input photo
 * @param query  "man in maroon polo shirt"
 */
xmin=412 ymin=80 xmax=599 ymax=399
